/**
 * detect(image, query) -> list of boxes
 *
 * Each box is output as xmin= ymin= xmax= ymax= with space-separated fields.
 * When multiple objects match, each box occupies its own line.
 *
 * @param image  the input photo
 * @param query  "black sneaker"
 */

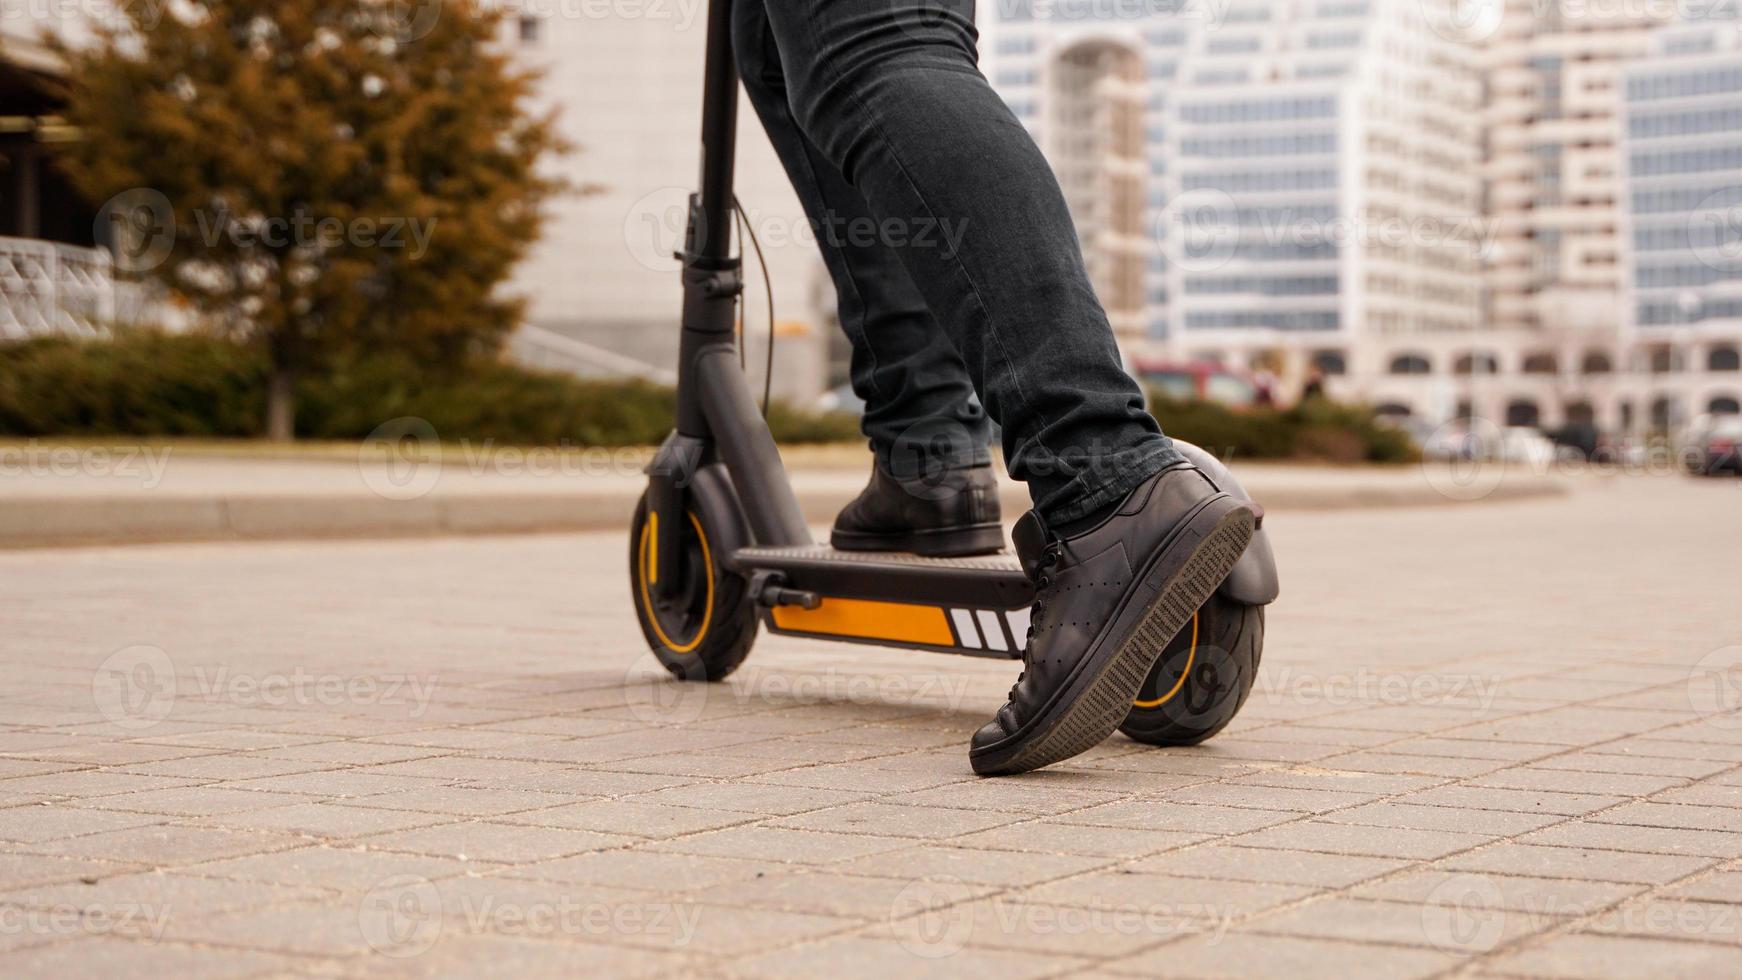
xmin=970 ymin=462 xmax=1256 ymax=776
xmin=831 ymin=461 xmax=1003 ymax=557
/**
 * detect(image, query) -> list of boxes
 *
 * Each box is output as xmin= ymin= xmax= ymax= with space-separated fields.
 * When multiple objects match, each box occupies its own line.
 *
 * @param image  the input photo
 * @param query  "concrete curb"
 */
xmin=0 ymin=472 xmax=1569 ymax=549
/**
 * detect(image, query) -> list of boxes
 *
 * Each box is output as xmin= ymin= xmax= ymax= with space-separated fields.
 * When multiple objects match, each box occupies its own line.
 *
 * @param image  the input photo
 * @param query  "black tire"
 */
xmin=1118 ymin=593 xmax=1263 ymax=746
xmin=628 ymin=490 xmax=757 ymax=682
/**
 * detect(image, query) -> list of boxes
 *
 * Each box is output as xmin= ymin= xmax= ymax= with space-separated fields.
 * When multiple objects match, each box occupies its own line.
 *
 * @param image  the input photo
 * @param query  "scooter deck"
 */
xmin=731 ymin=545 xmax=1034 ymax=658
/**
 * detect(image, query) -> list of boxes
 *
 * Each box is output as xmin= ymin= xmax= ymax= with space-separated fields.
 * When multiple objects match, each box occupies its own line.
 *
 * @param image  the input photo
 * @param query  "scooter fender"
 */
xmin=1171 ymin=440 xmax=1280 ymax=607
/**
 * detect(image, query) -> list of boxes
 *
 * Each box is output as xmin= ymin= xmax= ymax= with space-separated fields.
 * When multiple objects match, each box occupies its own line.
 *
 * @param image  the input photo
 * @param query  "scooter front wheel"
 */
xmin=628 ymin=491 xmax=757 ymax=682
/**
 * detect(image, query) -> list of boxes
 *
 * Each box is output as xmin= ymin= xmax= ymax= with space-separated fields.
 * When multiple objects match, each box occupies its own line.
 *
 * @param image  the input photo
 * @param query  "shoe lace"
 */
xmin=1007 ymin=540 xmax=1064 ymax=700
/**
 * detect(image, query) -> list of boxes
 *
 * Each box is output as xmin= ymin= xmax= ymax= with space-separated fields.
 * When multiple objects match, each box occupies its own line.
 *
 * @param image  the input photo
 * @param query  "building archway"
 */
xmin=1710 ymin=395 xmax=1741 ymax=415
xmin=1709 ymin=345 xmax=1740 ymax=372
xmin=1453 ymin=351 xmax=1500 ymax=375
xmin=1581 ymin=351 xmax=1613 ymax=375
xmin=1506 ymin=399 xmax=1541 ymax=427
xmin=1375 ymin=402 xmax=1412 ymax=419
xmin=1522 ymin=352 xmax=1559 ymax=375
xmin=1564 ymin=401 xmax=1596 ymax=426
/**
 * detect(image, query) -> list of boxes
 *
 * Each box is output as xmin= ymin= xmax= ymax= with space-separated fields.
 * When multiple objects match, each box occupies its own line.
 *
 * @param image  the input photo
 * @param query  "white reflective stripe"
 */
xmin=950 ymin=608 xmax=982 ymax=649
xmin=976 ymin=609 xmax=1008 ymax=651
xmin=1004 ymin=607 xmax=1031 ymax=647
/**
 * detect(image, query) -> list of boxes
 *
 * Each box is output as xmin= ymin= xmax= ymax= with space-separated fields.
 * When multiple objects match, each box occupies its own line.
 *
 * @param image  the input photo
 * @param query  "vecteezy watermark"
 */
xmin=1418 ymin=413 xmax=1707 ymax=503
xmin=1420 ymin=871 xmax=1742 ymax=948
xmin=188 ymin=665 xmax=440 ymax=718
xmin=975 ymin=0 xmax=1239 ymax=29
xmin=359 ymin=417 xmax=443 ymax=502
xmin=355 ymin=419 xmax=706 ymax=502
xmin=2 ymin=0 xmax=171 ymax=30
xmin=622 ymin=187 xmax=969 ymax=273
xmin=1690 ymin=187 xmax=1742 ymax=273
xmin=889 ymin=879 xmax=1243 ymax=959
xmin=1160 ymin=189 xmax=1242 ymax=274
xmin=1421 ymin=0 xmax=1508 ymax=44
xmin=189 ymin=208 xmax=437 ymax=260
xmin=373 ymin=0 xmax=445 ymax=43
xmin=1419 ymin=416 xmax=1511 ymax=503
xmin=94 ymin=189 xmax=438 ymax=275
xmin=1421 ymin=873 xmax=1509 ymax=951
xmin=358 ymin=874 xmax=703 ymax=957
xmin=92 ymin=645 xmax=439 ymax=730
xmin=96 ymin=188 xmax=176 ymax=275
xmin=886 ymin=418 xmax=990 ymax=503
xmin=1254 ymin=666 xmax=1505 ymax=713
xmin=92 ymin=645 xmax=177 ymax=731
xmin=889 ymin=879 xmax=976 ymax=959
xmin=0 ymin=901 xmax=172 ymax=943
xmin=1158 ymin=189 xmax=1498 ymax=275
xmin=360 ymin=875 xmax=444 ymax=958
xmin=1421 ymin=0 xmax=1724 ymax=44
xmin=0 ymin=441 xmax=172 ymax=489
xmin=488 ymin=0 xmax=708 ymax=31
xmin=622 ymin=657 xmax=977 ymax=727
xmin=1688 ymin=645 xmax=1742 ymax=729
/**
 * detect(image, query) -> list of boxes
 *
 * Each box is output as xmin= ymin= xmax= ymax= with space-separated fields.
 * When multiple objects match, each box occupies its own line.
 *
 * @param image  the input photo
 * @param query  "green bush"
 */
xmin=0 ymin=331 xmax=267 ymax=437
xmin=0 ymin=332 xmax=1409 ymax=461
xmin=0 ymin=331 xmax=861 ymax=446
xmin=1148 ymin=393 xmax=1417 ymax=464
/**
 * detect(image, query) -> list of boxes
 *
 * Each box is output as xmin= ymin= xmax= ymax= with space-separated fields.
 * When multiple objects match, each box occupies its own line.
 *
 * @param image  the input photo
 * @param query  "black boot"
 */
xmin=831 ymin=461 xmax=1004 ymax=557
xmin=970 ymin=462 xmax=1256 ymax=776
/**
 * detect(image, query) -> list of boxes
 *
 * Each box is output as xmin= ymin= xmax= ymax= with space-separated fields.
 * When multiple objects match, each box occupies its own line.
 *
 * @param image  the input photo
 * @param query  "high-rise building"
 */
xmin=981 ymin=0 xmax=1487 ymax=411
xmin=1618 ymin=14 xmax=1742 ymax=430
xmin=1470 ymin=0 xmax=1675 ymax=433
xmin=979 ymin=1 xmax=1200 ymax=346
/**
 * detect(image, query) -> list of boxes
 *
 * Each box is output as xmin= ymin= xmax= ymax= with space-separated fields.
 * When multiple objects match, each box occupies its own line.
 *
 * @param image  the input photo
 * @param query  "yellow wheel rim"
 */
xmin=1132 ymin=611 xmax=1198 ymax=709
xmin=636 ymin=511 xmax=714 ymax=654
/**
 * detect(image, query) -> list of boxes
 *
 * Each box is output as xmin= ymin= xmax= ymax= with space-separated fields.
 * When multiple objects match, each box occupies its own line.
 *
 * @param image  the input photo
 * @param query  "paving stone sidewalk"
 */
xmin=0 ymin=446 xmax=1566 ymax=547
xmin=0 ymin=473 xmax=1738 ymax=977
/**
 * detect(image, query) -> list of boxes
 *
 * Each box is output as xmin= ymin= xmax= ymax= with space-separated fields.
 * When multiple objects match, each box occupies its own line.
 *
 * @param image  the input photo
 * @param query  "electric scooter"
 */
xmin=629 ymin=0 xmax=1279 ymax=746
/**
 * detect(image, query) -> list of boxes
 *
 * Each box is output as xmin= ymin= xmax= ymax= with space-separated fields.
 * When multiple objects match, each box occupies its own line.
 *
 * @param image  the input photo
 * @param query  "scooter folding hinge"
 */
xmin=702 ymin=269 xmax=742 ymax=298
xmin=749 ymin=570 xmax=821 ymax=610
xmin=672 ymin=254 xmax=744 ymax=299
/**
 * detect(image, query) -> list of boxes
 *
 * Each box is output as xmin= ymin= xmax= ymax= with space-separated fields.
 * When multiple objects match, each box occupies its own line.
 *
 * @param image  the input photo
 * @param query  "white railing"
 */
xmin=507 ymin=322 xmax=677 ymax=385
xmin=0 ymin=236 xmax=118 ymax=340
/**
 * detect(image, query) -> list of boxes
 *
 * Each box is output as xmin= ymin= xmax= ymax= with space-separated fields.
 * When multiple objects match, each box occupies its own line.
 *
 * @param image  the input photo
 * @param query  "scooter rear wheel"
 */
xmin=1119 ymin=592 xmax=1263 ymax=746
xmin=628 ymin=492 xmax=757 ymax=682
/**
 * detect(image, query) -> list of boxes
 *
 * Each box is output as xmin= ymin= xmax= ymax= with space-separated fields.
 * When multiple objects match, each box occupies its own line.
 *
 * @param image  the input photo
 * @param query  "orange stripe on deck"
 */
xmin=771 ymin=598 xmax=954 ymax=647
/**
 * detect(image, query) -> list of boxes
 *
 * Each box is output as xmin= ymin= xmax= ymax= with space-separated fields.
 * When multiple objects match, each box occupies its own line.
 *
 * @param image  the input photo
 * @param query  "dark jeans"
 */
xmin=732 ymin=0 xmax=1181 ymax=524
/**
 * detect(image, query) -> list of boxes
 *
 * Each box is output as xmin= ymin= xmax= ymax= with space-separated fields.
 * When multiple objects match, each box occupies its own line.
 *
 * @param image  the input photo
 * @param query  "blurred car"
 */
xmin=1495 ymin=426 xmax=1558 ymax=466
xmin=813 ymin=383 xmax=866 ymax=416
xmin=1423 ymin=421 xmax=1557 ymax=465
xmin=1549 ymin=421 xmax=1600 ymax=460
xmin=1681 ymin=414 xmax=1742 ymax=476
xmin=1132 ymin=358 xmax=1260 ymax=407
xmin=1418 ymin=420 xmax=1476 ymax=461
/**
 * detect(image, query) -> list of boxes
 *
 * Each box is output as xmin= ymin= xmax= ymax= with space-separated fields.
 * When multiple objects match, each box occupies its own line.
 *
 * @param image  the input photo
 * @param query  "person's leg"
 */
xmin=734 ymin=0 xmax=1003 ymax=556
xmin=732 ymin=0 xmax=991 ymax=480
xmin=752 ymin=0 xmax=1256 ymax=777
xmin=755 ymin=0 xmax=1180 ymax=526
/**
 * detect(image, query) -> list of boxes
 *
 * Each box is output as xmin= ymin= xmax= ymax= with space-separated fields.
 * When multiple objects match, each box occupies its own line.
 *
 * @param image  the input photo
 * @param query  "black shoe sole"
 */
xmin=969 ymin=495 xmax=1256 ymax=776
xmin=830 ymin=523 xmax=1005 ymax=558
